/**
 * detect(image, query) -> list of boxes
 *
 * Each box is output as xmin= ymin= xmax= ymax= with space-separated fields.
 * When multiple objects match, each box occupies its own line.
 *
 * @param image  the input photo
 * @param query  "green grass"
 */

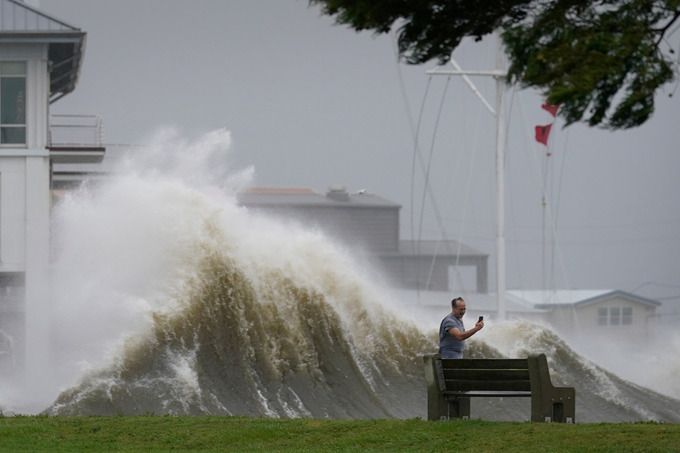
xmin=0 ymin=416 xmax=678 ymax=452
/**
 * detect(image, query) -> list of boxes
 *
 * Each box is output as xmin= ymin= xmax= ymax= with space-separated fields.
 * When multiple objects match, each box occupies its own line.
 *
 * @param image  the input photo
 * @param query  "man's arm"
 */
xmin=449 ymin=320 xmax=484 ymax=341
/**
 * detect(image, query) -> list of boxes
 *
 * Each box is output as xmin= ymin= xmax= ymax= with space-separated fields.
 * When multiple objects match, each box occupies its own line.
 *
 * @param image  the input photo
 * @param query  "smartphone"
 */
xmin=478 ymin=316 xmax=484 ymax=322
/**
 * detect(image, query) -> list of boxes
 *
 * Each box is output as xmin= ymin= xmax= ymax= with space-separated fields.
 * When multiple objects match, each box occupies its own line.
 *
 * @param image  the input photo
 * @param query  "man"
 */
xmin=439 ymin=297 xmax=484 ymax=359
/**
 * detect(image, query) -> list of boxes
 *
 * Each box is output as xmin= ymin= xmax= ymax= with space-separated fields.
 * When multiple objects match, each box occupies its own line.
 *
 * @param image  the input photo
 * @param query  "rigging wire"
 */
xmin=417 ymin=76 xmax=456 ymax=291
xmin=514 ymin=90 xmax=572 ymax=294
xmin=542 ymin=142 xmax=573 ymax=294
xmin=418 ymin=89 xmax=478 ymax=293
xmin=391 ymin=34 xmax=429 ymax=298
xmin=510 ymin=90 xmax=547 ymax=294
xmin=552 ymin=125 xmax=571 ymax=288
xmin=424 ymin=39 xmax=500 ymax=295
xmin=542 ymin=119 xmax=551 ymax=291
xmin=417 ymin=76 xmax=451 ymax=252
xmin=409 ymin=76 xmax=433 ymax=271
xmin=394 ymin=33 xmax=676 ymax=307
xmin=393 ymin=34 xmax=460 ymax=297
xmin=396 ymin=60 xmax=476 ymax=294
xmin=443 ymin=74 xmax=487 ymax=294
xmin=505 ymin=88 xmax=528 ymax=290
xmin=397 ymin=34 xmax=580 ymax=298
xmin=454 ymin=39 xmax=498 ymax=295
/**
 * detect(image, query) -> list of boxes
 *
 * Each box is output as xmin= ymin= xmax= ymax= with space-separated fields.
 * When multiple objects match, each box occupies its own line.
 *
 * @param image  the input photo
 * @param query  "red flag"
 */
xmin=535 ymin=124 xmax=552 ymax=146
xmin=541 ymin=101 xmax=560 ymax=117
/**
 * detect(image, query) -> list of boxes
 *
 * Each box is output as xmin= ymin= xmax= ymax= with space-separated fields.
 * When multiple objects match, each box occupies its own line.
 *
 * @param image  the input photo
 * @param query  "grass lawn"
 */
xmin=0 ymin=416 xmax=678 ymax=452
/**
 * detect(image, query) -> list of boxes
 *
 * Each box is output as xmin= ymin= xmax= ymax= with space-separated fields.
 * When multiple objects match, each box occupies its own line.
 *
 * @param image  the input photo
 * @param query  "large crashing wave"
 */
xmin=481 ymin=322 xmax=680 ymax=423
xmin=45 ymin=129 xmax=432 ymax=418
xmin=48 ymin=238 xmax=431 ymax=418
xmin=39 ymin=129 xmax=680 ymax=422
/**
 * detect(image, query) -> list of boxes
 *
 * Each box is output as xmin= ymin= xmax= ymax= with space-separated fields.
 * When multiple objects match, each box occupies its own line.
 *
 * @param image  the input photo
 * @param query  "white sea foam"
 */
xmin=278 ymin=388 xmax=312 ymax=418
xmin=1 ymin=128 xmax=677 ymax=422
xmin=570 ymin=326 xmax=680 ymax=401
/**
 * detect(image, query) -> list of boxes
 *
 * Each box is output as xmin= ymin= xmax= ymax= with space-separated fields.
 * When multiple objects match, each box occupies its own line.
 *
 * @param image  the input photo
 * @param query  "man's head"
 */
xmin=451 ymin=297 xmax=466 ymax=318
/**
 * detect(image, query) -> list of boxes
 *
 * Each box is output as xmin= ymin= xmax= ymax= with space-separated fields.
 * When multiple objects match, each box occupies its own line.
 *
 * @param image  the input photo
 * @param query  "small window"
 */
xmin=597 ymin=307 xmax=608 ymax=326
xmin=0 ymin=61 xmax=27 ymax=145
xmin=622 ymin=307 xmax=632 ymax=325
xmin=609 ymin=307 xmax=621 ymax=326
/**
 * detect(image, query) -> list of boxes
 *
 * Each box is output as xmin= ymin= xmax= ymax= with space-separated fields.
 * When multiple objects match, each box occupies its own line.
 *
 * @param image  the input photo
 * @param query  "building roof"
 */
xmin=0 ymin=0 xmax=86 ymax=102
xmin=508 ymin=289 xmax=662 ymax=309
xmin=389 ymin=289 xmax=661 ymax=326
xmin=237 ymin=186 xmax=400 ymax=209
xmin=397 ymin=239 xmax=487 ymax=258
xmin=389 ymin=290 xmax=548 ymax=315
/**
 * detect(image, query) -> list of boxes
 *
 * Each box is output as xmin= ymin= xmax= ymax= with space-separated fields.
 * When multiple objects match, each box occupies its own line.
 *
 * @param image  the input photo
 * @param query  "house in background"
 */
xmin=507 ymin=289 xmax=662 ymax=341
xmin=391 ymin=289 xmax=662 ymax=343
xmin=0 ymin=0 xmax=102 ymax=379
xmin=238 ymin=186 xmax=489 ymax=293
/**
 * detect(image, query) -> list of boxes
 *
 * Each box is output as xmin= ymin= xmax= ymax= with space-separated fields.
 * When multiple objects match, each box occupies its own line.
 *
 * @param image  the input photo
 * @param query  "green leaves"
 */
xmin=503 ymin=0 xmax=677 ymax=129
xmin=310 ymin=0 xmax=532 ymax=64
xmin=311 ymin=0 xmax=680 ymax=130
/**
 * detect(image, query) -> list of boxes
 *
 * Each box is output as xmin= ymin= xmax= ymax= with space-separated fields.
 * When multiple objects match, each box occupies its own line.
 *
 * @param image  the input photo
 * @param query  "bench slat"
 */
xmin=442 ymin=369 xmax=530 ymax=381
xmin=443 ymin=390 xmax=532 ymax=398
xmin=440 ymin=359 xmax=528 ymax=369
xmin=444 ymin=379 xmax=532 ymax=392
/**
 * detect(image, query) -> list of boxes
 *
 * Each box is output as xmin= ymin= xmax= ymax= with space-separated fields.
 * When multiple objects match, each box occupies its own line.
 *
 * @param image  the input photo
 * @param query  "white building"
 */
xmin=507 ymin=289 xmax=662 ymax=341
xmin=0 ymin=0 xmax=101 ymax=381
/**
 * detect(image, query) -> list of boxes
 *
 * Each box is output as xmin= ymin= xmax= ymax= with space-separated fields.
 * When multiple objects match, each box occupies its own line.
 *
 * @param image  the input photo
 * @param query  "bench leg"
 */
xmin=424 ymin=355 xmax=449 ymax=421
xmin=528 ymin=355 xmax=576 ymax=423
xmin=559 ymin=389 xmax=576 ymax=423
xmin=531 ymin=391 xmax=575 ymax=423
xmin=422 ymin=354 xmax=472 ymax=421
xmin=446 ymin=397 xmax=470 ymax=419
xmin=427 ymin=391 xmax=449 ymax=421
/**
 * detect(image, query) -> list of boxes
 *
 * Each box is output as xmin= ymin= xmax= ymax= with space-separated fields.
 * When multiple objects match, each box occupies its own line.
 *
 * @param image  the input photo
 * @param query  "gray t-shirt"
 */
xmin=439 ymin=313 xmax=465 ymax=358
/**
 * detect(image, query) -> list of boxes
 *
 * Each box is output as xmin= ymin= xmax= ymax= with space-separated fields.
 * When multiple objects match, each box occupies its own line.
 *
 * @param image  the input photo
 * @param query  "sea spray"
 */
xmin=568 ymin=324 xmax=680 ymax=402
xmin=42 ymin=128 xmax=432 ymax=416
xmin=2 ymin=128 xmax=677 ymax=422
xmin=481 ymin=320 xmax=680 ymax=422
xmin=47 ymin=226 xmax=432 ymax=417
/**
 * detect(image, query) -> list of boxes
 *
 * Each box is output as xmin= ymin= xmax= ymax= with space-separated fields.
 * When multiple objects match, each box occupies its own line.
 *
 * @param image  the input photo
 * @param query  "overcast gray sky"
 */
xmin=37 ymin=0 xmax=680 ymax=310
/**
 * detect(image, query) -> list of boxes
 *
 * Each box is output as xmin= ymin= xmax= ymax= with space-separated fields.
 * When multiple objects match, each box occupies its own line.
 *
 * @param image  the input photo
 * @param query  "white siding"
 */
xmin=548 ymin=296 xmax=657 ymax=341
xmin=0 ymin=157 xmax=26 ymax=267
xmin=0 ymin=38 xmax=52 ymax=380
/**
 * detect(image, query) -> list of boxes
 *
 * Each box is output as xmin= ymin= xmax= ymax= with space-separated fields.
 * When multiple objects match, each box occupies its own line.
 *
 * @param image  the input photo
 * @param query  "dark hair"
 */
xmin=451 ymin=297 xmax=464 ymax=308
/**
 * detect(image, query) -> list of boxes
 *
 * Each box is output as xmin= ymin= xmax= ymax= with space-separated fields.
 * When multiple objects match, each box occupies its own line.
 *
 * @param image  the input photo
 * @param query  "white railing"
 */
xmin=49 ymin=114 xmax=103 ymax=147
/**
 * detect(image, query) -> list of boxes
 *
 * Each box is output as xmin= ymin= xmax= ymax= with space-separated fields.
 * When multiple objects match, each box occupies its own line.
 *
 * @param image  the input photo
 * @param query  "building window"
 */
xmin=597 ymin=306 xmax=633 ymax=326
xmin=0 ymin=61 xmax=26 ymax=145
xmin=622 ymin=307 xmax=632 ymax=325
xmin=597 ymin=307 xmax=608 ymax=326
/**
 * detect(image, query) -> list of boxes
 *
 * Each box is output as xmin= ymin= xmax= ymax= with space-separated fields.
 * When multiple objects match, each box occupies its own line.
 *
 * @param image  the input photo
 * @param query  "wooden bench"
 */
xmin=423 ymin=353 xmax=575 ymax=422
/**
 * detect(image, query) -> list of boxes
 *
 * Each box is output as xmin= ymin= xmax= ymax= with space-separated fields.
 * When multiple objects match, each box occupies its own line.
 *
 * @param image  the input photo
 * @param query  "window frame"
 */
xmin=596 ymin=306 xmax=634 ymax=327
xmin=597 ymin=307 xmax=608 ymax=326
xmin=622 ymin=307 xmax=633 ymax=325
xmin=0 ymin=61 xmax=27 ymax=146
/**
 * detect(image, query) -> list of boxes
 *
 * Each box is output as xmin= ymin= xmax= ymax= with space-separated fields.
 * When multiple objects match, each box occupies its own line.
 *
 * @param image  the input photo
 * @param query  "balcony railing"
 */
xmin=49 ymin=114 xmax=103 ymax=147
xmin=48 ymin=114 xmax=105 ymax=164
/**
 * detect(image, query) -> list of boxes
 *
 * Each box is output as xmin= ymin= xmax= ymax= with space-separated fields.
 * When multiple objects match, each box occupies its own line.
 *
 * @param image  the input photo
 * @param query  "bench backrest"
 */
xmin=436 ymin=358 xmax=531 ymax=393
xmin=424 ymin=353 xmax=576 ymax=422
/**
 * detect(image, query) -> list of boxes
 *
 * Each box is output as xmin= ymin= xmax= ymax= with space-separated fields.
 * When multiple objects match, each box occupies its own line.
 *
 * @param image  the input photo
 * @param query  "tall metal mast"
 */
xmin=426 ymin=37 xmax=507 ymax=320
